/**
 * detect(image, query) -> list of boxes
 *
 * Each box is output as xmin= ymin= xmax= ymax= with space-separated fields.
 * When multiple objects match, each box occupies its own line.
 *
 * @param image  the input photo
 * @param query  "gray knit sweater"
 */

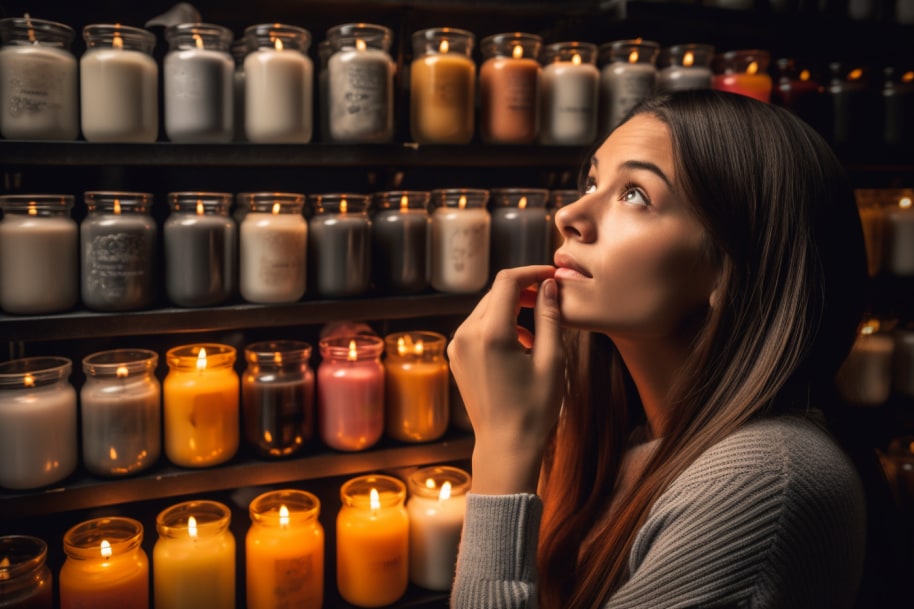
xmin=451 ymin=417 xmax=866 ymax=609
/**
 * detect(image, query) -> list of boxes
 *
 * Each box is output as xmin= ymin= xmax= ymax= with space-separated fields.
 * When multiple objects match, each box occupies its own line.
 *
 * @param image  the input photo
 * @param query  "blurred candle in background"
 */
xmin=712 ymin=49 xmax=772 ymax=103
xmin=308 ymin=193 xmax=371 ymax=298
xmin=479 ymin=32 xmax=541 ymax=144
xmin=894 ymin=327 xmax=914 ymax=398
xmin=883 ymin=189 xmax=914 ymax=277
xmin=410 ymin=27 xmax=475 ymax=144
xmin=540 ymin=41 xmax=599 ymax=146
xmin=371 ymin=190 xmax=430 ymax=294
xmin=826 ymin=61 xmax=873 ymax=146
xmin=384 ymin=331 xmax=449 ymax=443
xmin=881 ymin=66 xmax=914 ymax=146
xmin=854 ymin=189 xmax=885 ymax=278
xmin=0 ymin=535 xmax=53 ymax=608
xmin=489 ymin=187 xmax=551 ymax=277
xmin=771 ymin=57 xmax=825 ymax=134
xmin=836 ymin=318 xmax=895 ymax=406
xmin=599 ymin=39 xmax=659 ymax=134
xmin=656 ymin=43 xmax=713 ymax=92
xmin=429 ymin=188 xmax=491 ymax=293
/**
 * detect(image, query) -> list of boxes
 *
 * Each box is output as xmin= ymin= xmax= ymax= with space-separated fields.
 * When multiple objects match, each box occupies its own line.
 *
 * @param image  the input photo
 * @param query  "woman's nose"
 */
xmin=555 ymin=198 xmax=592 ymax=242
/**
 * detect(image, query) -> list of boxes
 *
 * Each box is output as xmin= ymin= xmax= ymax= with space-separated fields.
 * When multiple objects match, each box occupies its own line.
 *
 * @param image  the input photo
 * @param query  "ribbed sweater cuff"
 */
xmin=459 ymin=493 xmax=543 ymax=582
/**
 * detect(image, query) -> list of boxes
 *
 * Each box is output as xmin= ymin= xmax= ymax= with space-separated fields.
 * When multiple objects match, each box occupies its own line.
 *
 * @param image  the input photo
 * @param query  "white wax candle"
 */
xmin=429 ymin=206 xmax=491 ymax=293
xmin=540 ymin=58 xmax=599 ymax=145
xmin=240 ymin=209 xmax=308 ymax=304
xmin=836 ymin=329 xmax=895 ymax=406
xmin=244 ymin=46 xmax=313 ymax=143
xmin=884 ymin=199 xmax=914 ymax=276
xmin=327 ymin=45 xmax=393 ymax=143
xmin=164 ymin=46 xmax=234 ymax=142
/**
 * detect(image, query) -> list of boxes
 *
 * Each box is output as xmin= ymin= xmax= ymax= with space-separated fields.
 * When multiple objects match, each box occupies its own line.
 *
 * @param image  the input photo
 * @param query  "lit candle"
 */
xmin=836 ymin=318 xmax=895 ymax=406
xmin=245 ymin=489 xmax=324 ymax=609
xmin=336 ymin=475 xmax=409 ymax=607
xmin=409 ymin=27 xmax=475 ymax=144
xmin=854 ymin=189 xmax=885 ymax=277
xmin=826 ymin=62 xmax=870 ymax=147
xmin=883 ymin=190 xmax=914 ymax=277
xmin=243 ymin=23 xmax=313 ymax=143
xmin=0 ymin=356 xmax=76 ymax=490
xmin=239 ymin=192 xmax=308 ymax=304
xmin=308 ymin=193 xmax=372 ymax=297
xmin=479 ymin=32 xmax=541 ymax=144
xmin=599 ymin=39 xmax=660 ymax=134
xmin=0 ymin=535 xmax=54 ymax=609
xmin=162 ymin=343 xmax=239 ymax=467
xmin=656 ymin=43 xmax=713 ymax=92
xmin=384 ymin=331 xmax=449 ymax=443
xmin=771 ymin=57 xmax=825 ymax=132
xmin=407 ymin=465 xmax=470 ymax=591
xmin=317 ymin=336 xmax=385 ymax=451
xmin=489 ymin=188 xmax=552 ymax=277
xmin=882 ymin=66 xmax=914 ymax=146
xmin=59 ymin=517 xmax=148 ymax=609
xmin=540 ymin=41 xmax=599 ymax=146
xmin=153 ymin=500 xmax=235 ymax=609
xmin=0 ymin=16 xmax=78 ymax=140
xmin=428 ymin=188 xmax=491 ymax=293
xmin=371 ymin=190 xmax=431 ymax=294
xmin=712 ymin=49 xmax=772 ymax=103
xmin=80 ymin=24 xmax=158 ymax=142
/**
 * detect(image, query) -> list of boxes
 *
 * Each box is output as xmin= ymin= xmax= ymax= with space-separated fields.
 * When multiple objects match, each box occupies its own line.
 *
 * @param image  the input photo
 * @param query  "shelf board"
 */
xmin=0 ymin=434 xmax=475 ymax=519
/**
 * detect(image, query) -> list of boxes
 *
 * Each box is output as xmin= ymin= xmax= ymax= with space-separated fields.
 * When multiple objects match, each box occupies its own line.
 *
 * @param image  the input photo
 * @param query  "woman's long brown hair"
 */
xmin=537 ymin=90 xmax=868 ymax=609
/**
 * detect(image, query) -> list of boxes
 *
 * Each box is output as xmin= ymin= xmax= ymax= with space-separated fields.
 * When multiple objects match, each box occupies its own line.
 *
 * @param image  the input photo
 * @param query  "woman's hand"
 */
xmin=448 ymin=265 xmax=565 ymax=495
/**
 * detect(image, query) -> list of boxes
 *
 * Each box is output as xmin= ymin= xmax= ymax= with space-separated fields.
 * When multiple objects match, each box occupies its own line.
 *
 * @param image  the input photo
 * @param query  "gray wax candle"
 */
xmin=489 ymin=189 xmax=551 ymax=278
xmin=371 ymin=191 xmax=430 ymax=294
xmin=309 ymin=194 xmax=371 ymax=297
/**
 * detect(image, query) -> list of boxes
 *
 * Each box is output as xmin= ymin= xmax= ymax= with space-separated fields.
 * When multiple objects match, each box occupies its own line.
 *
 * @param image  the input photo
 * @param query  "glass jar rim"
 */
xmin=319 ymin=335 xmax=384 ymax=360
xmin=84 ymin=191 xmax=154 ymax=213
xmin=659 ymin=43 xmax=715 ymax=67
xmin=541 ymin=41 xmax=598 ymax=64
xmin=166 ymin=343 xmax=236 ymax=370
xmin=63 ymin=517 xmax=143 ymax=560
xmin=407 ymin=465 xmax=472 ymax=499
xmin=340 ymin=474 xmax=406 ymax=508
xmin=0 ymin=535 xmax=48 ymax=580
xmin=82 ymin=348 xmax=158 ymax=376
xmin=244 ymin=23 xmax=311 ymax=52
xmin=249 ymin=489 xmax=321 ymax=525
xmin=311 ymin=193 xmax=371 ymax=214
xmin=0 ymin=194 xmax=74 ymax=213
xmin=411 ymin=27 xmax=474 ymax=54
xmin=0 ymin=356 xmax=71 ymax=388
xmin=244 ymin=340 xmax=313 ymax=365
xmin=430 ymin=188 xmax=490 ymax=208
xmin=83 ymin=23 xmax=156 ymax=53
xmin=165 ymin=22 xmax=233 ymax=49
xmin=490 ymin=188 xmax=550 ymax=208
xmin=237 ymin=192 xmax=306 ymax=213
xmin=372 ymin=190 xmax=431 ymax=211
xmin=327 ymin=22 xmax=392 ymax=51
xmin=156 ymin=500 xmax=231 ymax=537
xmin=480 ymin=31 xmax=541 ymax=59
xmin=384 ymin=331 xmax=447 ymax=358
xmin=168 ymin=192 xmax=233 ymax=214
xmin=0 ymin=16 xmax=74 ymax=45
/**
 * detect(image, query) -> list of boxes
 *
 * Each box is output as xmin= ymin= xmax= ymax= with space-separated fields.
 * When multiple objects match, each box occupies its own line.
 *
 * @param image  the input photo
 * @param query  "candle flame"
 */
xmin=188 ymin=516 xmax=198 ymax=538
xmin=415 ymin=339 xmax=424 ymax=355
xmin=113 ymin=198 xmax=121 ymax=214
xmin=194 ymin=34 xmax=203 ymax=49
xmin=900 ymin=197 xmax=912 ymax=210
xmin=799 ymin=69 xmax=811 ymax=81
xmin=24 ymin=12 xmax=35 ymax=43
xmin=28 ymin=201 xmax=37 ymax=216
xmin=628 ymin=50 xmax=639 ymax=64
xmin=425 ymin=477 xmax=436 ymax=489
xmin=848 ymin=68 xmax=863 ymax=81
xmin=518 ymin=196 xmax=528 ymax=209
xmin=0 ymin=556 xmax=9 ymax=580
xmin=116 ymin=365 xmax=129 ymax=378
xmin=439 ymin=39 xmax=449 ymax=54
xmin=275 ymin=37 xmax=284 ymax=51
xmin=861 ymin=319 xmax=879 ymax=335
xmin=682 ymin=51 xmax=694 ymax=67
xmin=458 ymin=195 xmax=467 ymax=209
xmin=572 ymin=53 xmax=581 ymax=66
xmin=903 ymin=71 xmax=914 ymax=84
xmin=279 ymin=504 xmax=290 ymax=527
xmin=356 ymin=38 xmax=366 ymax=51
xmin=273 ymin=351 xmax=282 ymax=364
xmin=264 ymin=430 xmax=273 ymax=442
xmin=439 ymin=481 xmax=452 ymax=501
xmin=272 ymin=202 xmax=281 ymax=214
xmin=512 ymin=44 xmax=523 ymax=59
xmin=196 ymin=348 xmax=207 ymax=371
xmin=23 ymin=373 xmax=34 ymax=388
xmin=196 ymin=199 xmax=204 ymax=215
xmin=369 ymin=488 xmax=380 ymax=512
xmin=348 ymin=340 xmax=358 ymax=361
xmin=340 ymin=198 xmax=348 ymax=214
xmin=109 ymin=446 xmax=118 ymax=460
xmin=400 ymin=194 xmax=409 ymax=211
xmin=100 ymin=539 xmax=112 ymax=559
xmin=397 ymin=336 xmax=407 ymax=356
xmin=113 ymin=32 xmax=123 ymax=50
xmin=746 ymin=61 xmax=758 ymax=75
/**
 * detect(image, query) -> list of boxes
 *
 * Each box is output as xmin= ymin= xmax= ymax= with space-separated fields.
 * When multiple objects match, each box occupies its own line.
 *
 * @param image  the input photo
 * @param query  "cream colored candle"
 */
xmin=883 ymin=190 xmax=914 ymax=277
xmin=428 ymin=188 xmax=491 ymax=293
xmin=540 ymin=41 xmax=599 ymax=146
xmin=384 ymin=331 xmax=449 ymax=442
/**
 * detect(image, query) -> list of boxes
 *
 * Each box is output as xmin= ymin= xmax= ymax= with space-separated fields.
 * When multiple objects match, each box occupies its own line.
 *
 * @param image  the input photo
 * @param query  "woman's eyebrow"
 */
xmin=618 ymin=159 xmax=673 ymax=190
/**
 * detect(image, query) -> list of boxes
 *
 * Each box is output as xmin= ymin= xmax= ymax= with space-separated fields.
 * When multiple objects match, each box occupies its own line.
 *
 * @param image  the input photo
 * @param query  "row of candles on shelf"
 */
xmin=0 ymin=332 xmax=467 ymax=491
xmin=836 ymin=318 xmax=914 ymax=407
xmin=2 ymin=16 xmax=911 ymax=147
xmin=0 ymin=468 xmax=470 ymax=608
xmin=0 ymin=188 xmax=569 ymax=315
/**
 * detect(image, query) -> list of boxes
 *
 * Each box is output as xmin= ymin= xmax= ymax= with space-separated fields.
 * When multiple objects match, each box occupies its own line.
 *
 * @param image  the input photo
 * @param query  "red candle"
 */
xmin=479 ymin=32 xmax=541 ymax=144
xmin=712 ymin=49 xmax=772 ymax=102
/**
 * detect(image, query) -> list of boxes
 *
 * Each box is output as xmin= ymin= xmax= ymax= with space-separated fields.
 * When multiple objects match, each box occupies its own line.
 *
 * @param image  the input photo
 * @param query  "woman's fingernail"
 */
xmin=543 ymin=278 xmax=557 ymax=302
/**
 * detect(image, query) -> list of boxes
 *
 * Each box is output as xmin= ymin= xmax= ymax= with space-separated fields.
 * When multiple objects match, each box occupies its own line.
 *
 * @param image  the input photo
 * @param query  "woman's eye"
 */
xmin=621 ymin=185 xmax=649 ymax=207
xmin=582 ymin=176 xmax=597 ymax=194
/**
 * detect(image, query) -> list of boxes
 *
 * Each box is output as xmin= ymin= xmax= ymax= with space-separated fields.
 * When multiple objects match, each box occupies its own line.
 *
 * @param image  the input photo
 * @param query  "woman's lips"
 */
xmin=553 ymin=252 xmax=591 ymax=279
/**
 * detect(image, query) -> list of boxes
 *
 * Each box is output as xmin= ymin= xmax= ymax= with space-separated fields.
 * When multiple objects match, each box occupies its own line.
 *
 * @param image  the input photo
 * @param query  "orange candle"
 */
xmin=479 ymin=32 xmax=541 ymax=144
xmin=246 ymin=489 xmax=324 ymax=609
xmin=59 ymin=517 xmax=149 ymax=609
xmin=712 ymin=49 xmax=772 ymax=103
xmin=410 ymin=28 xmax=475 ymax=144
xmin=336 ymin=474 xmax=409 ymax=607
xmin=384 ymin=331 xmax=449 ymax=442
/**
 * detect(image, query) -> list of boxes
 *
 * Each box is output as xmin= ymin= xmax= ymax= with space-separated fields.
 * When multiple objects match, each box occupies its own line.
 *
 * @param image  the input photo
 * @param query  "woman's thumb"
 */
xmin=532 ymin=278 xmax=563 ymax=373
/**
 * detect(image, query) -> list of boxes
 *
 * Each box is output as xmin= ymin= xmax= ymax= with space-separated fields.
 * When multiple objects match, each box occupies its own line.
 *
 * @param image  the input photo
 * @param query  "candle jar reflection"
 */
xmin=371 ymin=190 xmax=430 ymax=294
xmin=0 ymin=535 xmax=53 ymax=609
xmin=384 ymin=331 xmax=449 ymax=443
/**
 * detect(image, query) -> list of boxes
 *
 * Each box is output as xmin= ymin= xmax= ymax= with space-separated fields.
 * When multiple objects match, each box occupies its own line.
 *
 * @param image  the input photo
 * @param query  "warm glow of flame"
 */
xmin=275 ymin=37 xmax=284 ymax=51
xmin=356 ymin=39 xmax=366 ymax=51
xmin=746 ymin=61 xmax=758 ymax=75
xmin=340 ymin=198 xmax=348 ymax=214
xmin=100 ymin=540 xmax=112 ymax=559
xmin=439 ymin=39 xmax=449 ymax=54
xmin=188 ymin=516 xmax=198 ymax=538
xmin=273 ymin=351 xmax=282 ymax=364
xmin=683 ymin=51 xmax=695 ymax=67
xmin=425 ymin=477 xmax=436 ymax=489
xmin=23 ymin=374 xmax=34 ymax=388
xmin=113 ymin=199 xmax=121 ymax=214
xmin=0 ymin=556 xmax=9 ymax=580
xmin=113 ymin=32 xmax=123 ymax=50
xmin=116 ymin=365 xmax=129 ymax=378
xmin=397 ymin=336 xmax=407 ymax=356
xmin=415 ymin=340 xmax=424 ymax=355
xmin=628 ymin=50 xmax=639 ymax=64
xmin=903 ymin=71 xmax=914 ymax=84
xmin=264 ymin=430 xmax=273 ymax=443
xmin=400 ymin=194 xmax=409 ymax=211
xmin=194 ymin=34 xmax=203 ymax=49
xmin=512 ymin=44 xmax=523 ymax=59
xmin=369 ymin=488 xmax=380 ymax=512
xmin=348 ymin=340 xmax=358 ymax=362
xmin=861 ymin=319 xmax=880 ymax=335
xmin=109 ymin=446 xmax=118 ymax=460
xmin=24 ymin=12 xmax=35 ymax=43
xmin=439 ymin=481 xmax=452 ymax=501
xmin=458 ymin=195 xmax=467 ymax=209
xmin=28 ymin=202 xmax=37 ymax=216
xmin=518 ymin=196 xmax=528 ymax=209
xmin=900 ymin=197 xmax=912 ymax=210
xmin=272 ymin=202 xmax=281 ymax=214
xmin=572 ymin=53 xmax=581 ymax=66
xmin=799 ymin=69 xmax=811 ymax=81
xmin=848 ymin=68 xmax=863 ymax=81
xmin=196 ymin=348 xmax=207 ymax=371
xmin=196 ymin=199 xmax=204 ymax=215
xmin=279 ymin=504 xmax=290 ymax=527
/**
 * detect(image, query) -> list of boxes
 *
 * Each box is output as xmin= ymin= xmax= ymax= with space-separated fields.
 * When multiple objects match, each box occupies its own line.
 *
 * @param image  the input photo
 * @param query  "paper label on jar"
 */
xmin=257 ymin=231 xmax=306 ymax=286
xmin=84 ymin=231 xmax=148 ymax=298
xmin=447 ymin=224 xmax=486 ymax=273
xmin=273 ymin=554 xmax=316 ymax=598
xmin=4 ymin=61 xmax=65 ymax=117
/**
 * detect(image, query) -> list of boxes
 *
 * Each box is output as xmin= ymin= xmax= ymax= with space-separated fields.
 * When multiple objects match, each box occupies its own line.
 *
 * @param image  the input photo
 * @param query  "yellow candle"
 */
xmin=384 ymin=331 xmax=450 ymax=442
xmin=336 ymin=474 xmax=409 ymax=608
xmin=163 ymin=343 xmax=239 ymax=467
xmin=59 ymin=517 xmax=149 ymax=609
xmin=409 ymin=28 xmax=475 ymax=144
xmin=153 ymin=500 xmax=235 ymax=609
xmin=246 ymin=489 xmax=324 ymax=609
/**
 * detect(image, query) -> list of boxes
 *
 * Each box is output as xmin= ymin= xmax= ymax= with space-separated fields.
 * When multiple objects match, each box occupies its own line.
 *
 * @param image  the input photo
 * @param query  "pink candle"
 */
xmin=712 ymin=49 xmax=772 ymax=103
xmin=317 ymin=336 xmax=385 ymax=451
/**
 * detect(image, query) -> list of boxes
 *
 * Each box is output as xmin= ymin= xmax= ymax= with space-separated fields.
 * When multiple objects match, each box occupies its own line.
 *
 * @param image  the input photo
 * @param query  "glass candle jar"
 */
xmin=246 ymin=489 xmax=324 ymax=609
xmin=599 ymin=39 xmax=660 ymax=134
xmin=384 ymin=331 xmax=449 ymax=443
xmin=242 ymin=340 xmax=315 ymax=458
xmin=854 ymin=189 xmax=885 ymax=278
xmin=336 ymin=474 xmax=409 ymax=607
xmin=0 ymin=535 xmax=53 ymax=609
xmin=409 ymin=27 xmax=475 ymax=144
xmin=153 ymin=500 xmax=235 ymax=609
xmin=239 ymin=192 xmax=308 ymax=304
xmin=317 ymin=335 xmax=385 ymax=452
xmin=163 ymin=343 xmax=239 ymax=467
xmin=0 ymin=194 xmax=77 ymax=314
xmin=540 ymin=41 xmax=599 ymax=146
xmin=882 ymin=66 xmax=914 ymax=146
xmin=59 ymin=517 xmax=148 ymax=609
xmin=883 ymin=189 xmax=914 ymax=277
xmin=0 ymin=16 xmax=78 ymax=140
xmin=164 ymin=192 xmax=237 ymax=308
xmin=771 ymin=57 xmax=825 ymax=133
xmin=81 ymin=191 xmax=157 ymax=312
xmin=429 ymin=188 xmax=491 ymax=293
xmin=164 ymin=23 xmax=234 ymax=143
xmin=406 ymin=465 xmax=470 ymax=591
xmin=711 ymin=49 xmax=772 ymax=103
xmin=80 ymin=348 xmax=161 ymax=477
xmin=371 ymin=190 xmax=431 ymax=294
xmin=489 ymin=187 xmax=551 ymax=277
xmin=80 ymin=24 xmax=157 ymax=142
xmin=826 ymin=61 xmax=872 ymax=147
xmin=309 ymin=193 xmax=372 ymax=297
xmin=0 ymin=356 xmax=76 ymax=489
xmin=243 ymin=23 xmax=313 ymax=143
xmin=836 ymin=318 xmax=895 ymax=406
xmin=326 ymin=23 xmax=394 ymax=143
xmin=479 ymin=32 xmax=541 ymax=144
xmin=656 ymin=43 xmax=713 ymax=92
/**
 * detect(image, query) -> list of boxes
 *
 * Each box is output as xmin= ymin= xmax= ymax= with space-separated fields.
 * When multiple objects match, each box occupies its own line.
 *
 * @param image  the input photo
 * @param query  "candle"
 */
xmin=326 ymin=23 xmax=394 ymax=143
xmin=162 ymin=343 xmax=239 ymax=467
xmin=0 ymin=535 xmax=53 ymax=609
xmin=308 ymin=193 xmax=371 ymax=297
xmin=242 ymin=340 xmax=315 ymax=458
xmin=243 ymin=23 xmax=313 ymax=143
xmin=428 ymin=188 xmax=491 ymax=293
xmin=540 ymin=41 xmax=599 ymax=146
xmin=0 ymin=16 xmax=78 ymax=140
xmin=336 ymin=475 xmax=409 ymax=607
xmin=548 ymin=189 xmax=578 ymax=255
xmin=80 ymin=349 xmax=161 ymax=477
xmin=489 ymin=188 xmax=551 ymax=277
xmin=771 ymin=57 xmax=825 ymax=133
xmin=164 ymin=192 xmax=237 ymax=308
xmin=317 ymin=335 xmax=385 ymax=451
xmin=384 ymin=331 xmax=449 ymax=443
xmin=164 ymin=23 xmax=234 ymax=143
xmin=153 ymin=500 xmax=235 ymax=609
xmin=826 ymin=62 xmax=872 ymax=146
xmin=854 ymin=189 xmax=885 ymax=277
xmin=712 ymin=49 xmax=772 ymax=103
xmin=881 ymin=66 xmax=914 ymax=146
xmin=0 ymin=194 xmax=78 ymax=314
xmin=479 ymin=32 xmax=541 ymax=144
xmin=0 ymin=356 xmax=76 ymax=490
xmin=239 ymin=192 xmax=308 ymax=304
xmin=883 ymin=190 xmax=914 ymax=277
xmin=836 ymin=319 xmax=895 ymax=406
xmin=406 ymin=465 xmax=470 ymax=591
xmin=894 ymin=328 xmax=914 ymax=398
xmin=59 ymin=517 xmax=148 ymax=609
xmin=599 ymin=39 xmax=660 ymax=134
xmin=409 ymin=27 xmax=475 ymax=144
xmin=80 ymin=191 xmax=157 ymax=312
xmin=245 ymin=489 xmax=324 ymax=609
xmin=656 ymin=43 xmax=713 ymax=92
xmin=80 ymin=24 xmax=158 ymax=142
xmin=371 ymin=190 xmax=431 ymax=294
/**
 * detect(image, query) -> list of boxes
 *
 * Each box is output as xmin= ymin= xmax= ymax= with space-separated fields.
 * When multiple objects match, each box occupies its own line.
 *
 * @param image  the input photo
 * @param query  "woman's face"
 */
xmin=553 ymin=113 xmax=718 ymax=341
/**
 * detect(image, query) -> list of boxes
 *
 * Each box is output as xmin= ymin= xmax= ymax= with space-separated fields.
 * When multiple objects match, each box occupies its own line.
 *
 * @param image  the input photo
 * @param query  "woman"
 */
xmin=447 ymin=90 xmax=881 ymax=608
